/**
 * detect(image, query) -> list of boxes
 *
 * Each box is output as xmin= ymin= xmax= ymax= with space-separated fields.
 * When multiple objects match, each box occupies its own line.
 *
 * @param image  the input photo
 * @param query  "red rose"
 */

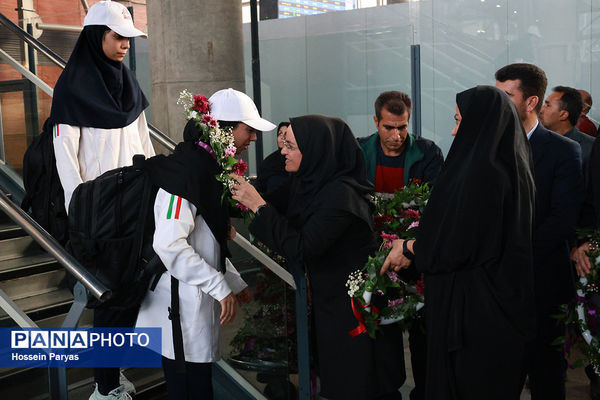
xmin=232 ymin=159 xmax=248 ymax=176
xmin=400 ymin=209 xmax=420 ymax=219
xmin=193 ymin=94 xmax=210 ymax=114
xmin=415 ymin=277 xmax=425 ymax=296
xmin=374 ymin=214 xmax=394 ymax=230
xmin=410 ymin=178 xmax=423 ymax=185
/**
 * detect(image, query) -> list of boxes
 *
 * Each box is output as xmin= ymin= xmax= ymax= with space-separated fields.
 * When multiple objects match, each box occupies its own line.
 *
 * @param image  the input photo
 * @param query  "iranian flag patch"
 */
xmin=166 ymin=194 xmax=183 ymax=220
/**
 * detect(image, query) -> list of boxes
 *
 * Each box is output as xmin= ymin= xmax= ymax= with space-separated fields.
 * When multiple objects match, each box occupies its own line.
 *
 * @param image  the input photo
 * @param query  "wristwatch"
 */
xmin=402 ymin=240 xmax=415 ymax=261
xmin=255 ymin=204 xmax=267 ymax=216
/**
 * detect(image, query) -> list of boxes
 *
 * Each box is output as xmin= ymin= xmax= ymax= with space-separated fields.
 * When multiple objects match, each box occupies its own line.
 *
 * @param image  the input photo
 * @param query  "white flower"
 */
xmin=177 ymin=89 xmax=194 ymax=110
xmin=345 ymin=270 xmax=365 ymax=297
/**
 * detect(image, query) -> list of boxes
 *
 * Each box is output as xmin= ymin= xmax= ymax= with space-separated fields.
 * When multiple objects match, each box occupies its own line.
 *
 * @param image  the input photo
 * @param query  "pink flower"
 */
xmin=208 ymin=118 xmax=218 ymax=128
xmin=201 ymin=114 xmax=213 ymax=125
xmin=589 ymin=309 xmax=597 ymax=316
xmin=400 ymin=209 xmax=420 ymax=219
xmin=235 ymin=202 xmax=249 ymax=211
xmin=232 ymin=159 xmax=248 ymax=176
xmin=386 ymin=271 xmax=399 ymax=283
xmin=193 ymin=94 xmax=210 ymax=113
xmin=225 ymin=145 xmax=236 ymax=157
xmin=407 ymin=221 xmax=420 ymax=230
xmin=377 ymin=289 xmax=384 ymax=295
xmin=388 ymin=298 xmax=404 ymax=307
xmin=381 ymin=232 xmax=399 ymax=249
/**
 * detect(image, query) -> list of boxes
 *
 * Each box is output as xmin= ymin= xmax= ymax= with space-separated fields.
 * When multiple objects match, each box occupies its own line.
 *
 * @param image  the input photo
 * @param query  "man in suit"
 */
xmin=540 ymin=86 xmax=595 ymax=166
xmin=572 ymin=137 xmax=600 ymax=399
xmin=496 ymin=63 xmax=584 ymax=400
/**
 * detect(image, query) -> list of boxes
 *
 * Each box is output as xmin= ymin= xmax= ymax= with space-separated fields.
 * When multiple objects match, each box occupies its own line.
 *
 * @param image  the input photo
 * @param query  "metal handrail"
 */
xmin=0 ymin=190 xmax=111 ymax=301
xmin=148 ymin=123 xmax=176 ymax=151
xmin=0 ymin=12 xmax=67 ymax=68
xmin=0 ymin=10 xmax=293 ymax=293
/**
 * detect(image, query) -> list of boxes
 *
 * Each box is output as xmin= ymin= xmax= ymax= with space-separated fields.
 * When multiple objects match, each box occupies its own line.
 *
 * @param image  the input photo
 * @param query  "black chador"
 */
xmin=250 ymin=115 xmax=406 ymax=399
xmin=415 ymin=86 xmax=536 ymax=400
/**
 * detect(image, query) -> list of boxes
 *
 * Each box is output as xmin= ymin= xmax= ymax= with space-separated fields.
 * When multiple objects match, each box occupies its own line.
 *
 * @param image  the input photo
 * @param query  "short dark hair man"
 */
xmin=496 ymin=63 xmax=584 ymax=400
xmin=540 ymin=85 xmax=595 ymax=166
xmin=577 ymin=89 xmax=599 ymax=137
xmin=358 ymin=91 xmax=443 ymax=193
xmin=358 ymin=91 xmax=443 ymax=400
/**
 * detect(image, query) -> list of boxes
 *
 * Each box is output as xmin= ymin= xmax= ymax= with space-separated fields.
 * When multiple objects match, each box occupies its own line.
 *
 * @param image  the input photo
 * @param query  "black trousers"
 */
xmin=162 ymin=356 xmax=213 ymax=400
xmin=524 ymin=338 xmax=566 ymax=400
xmin=93 ymin=306 xmax=139 ymax=395
xmin=521 ymin=306 xmax=566 ymax=400
xmin=408 ymin=322 xmax=426 ymax=400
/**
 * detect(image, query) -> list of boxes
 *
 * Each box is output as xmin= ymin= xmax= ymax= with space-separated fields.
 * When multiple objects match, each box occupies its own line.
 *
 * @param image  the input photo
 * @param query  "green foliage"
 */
xmin=555 ymin=229 xmax=600 ymax=373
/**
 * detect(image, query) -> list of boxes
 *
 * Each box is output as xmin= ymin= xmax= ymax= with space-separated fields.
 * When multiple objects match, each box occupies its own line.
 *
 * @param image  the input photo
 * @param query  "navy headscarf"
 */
xmin=49 ymin=25 xmax=148 ymax=128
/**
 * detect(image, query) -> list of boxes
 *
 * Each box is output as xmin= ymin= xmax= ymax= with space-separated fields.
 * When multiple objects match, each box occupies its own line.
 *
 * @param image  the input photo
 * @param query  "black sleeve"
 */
xmin=249 ymin=204 xmax=356 ymax=266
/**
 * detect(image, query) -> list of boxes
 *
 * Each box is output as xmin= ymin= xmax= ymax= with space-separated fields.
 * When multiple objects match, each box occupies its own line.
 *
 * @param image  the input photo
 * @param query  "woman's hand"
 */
xmin=228 ymin=225 xmax=237 ymax=240
xmin=219 ymin=292 xmax=237 ymax=325
xmin=380 ymin=239 xmax=414 ymax=275
xmin=572 ymin=242 xmax=592 ymax=277
xmin=229 ymin=174 xmax=267 ymax=212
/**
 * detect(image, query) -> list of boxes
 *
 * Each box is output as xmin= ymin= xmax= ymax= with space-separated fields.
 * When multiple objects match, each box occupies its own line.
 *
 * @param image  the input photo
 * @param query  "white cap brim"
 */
xmin=107 ymin=24 xmax=147 ymax=38
xmin=243 ymin=118 xmax=277 ymax=132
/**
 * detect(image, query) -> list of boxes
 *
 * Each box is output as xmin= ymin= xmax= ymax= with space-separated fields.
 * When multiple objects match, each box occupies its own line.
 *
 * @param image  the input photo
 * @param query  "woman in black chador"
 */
xmin=231 ymin=115 xmax=406 ymax=399
xmin=383 ymin=86 xmax=536 ymax=399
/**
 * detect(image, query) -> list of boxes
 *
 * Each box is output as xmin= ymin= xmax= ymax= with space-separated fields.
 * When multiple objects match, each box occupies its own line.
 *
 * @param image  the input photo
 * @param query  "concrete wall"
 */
xmin=147 ymin=0 xmax=245 ymax=142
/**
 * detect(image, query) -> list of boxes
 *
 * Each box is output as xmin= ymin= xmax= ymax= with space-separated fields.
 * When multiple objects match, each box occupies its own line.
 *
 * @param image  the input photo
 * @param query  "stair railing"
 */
xmin=0 ymin=13 xmax=311 ymax=400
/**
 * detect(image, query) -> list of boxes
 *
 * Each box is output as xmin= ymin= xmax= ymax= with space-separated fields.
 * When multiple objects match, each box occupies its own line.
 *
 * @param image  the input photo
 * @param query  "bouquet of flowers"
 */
xmin=555 ymin=229 xmax=600 ymax=374
xmin=346 ymin=180 xmax=430 ymax=338
xmin=177 ymin=90 xmax=251 ymax=216
xmin=346 ymin=233 xmax=425 ymax=339
xmin=373 ymin=179 xmax=430 ymax=237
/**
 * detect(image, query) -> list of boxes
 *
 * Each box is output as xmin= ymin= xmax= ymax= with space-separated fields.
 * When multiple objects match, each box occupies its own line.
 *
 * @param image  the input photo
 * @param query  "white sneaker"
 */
xmin=89 ymin=383 xmax=132 ymax=400
xmin=119 ymin=371 xmax=136 ymax=395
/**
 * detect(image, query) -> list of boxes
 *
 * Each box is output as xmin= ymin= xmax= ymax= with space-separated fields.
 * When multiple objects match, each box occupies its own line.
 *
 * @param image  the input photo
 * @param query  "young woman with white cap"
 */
xmin=135 ymin=88 xmax=275 ymax=399
xmin=48 ymin=1 xmax=153 ymax=399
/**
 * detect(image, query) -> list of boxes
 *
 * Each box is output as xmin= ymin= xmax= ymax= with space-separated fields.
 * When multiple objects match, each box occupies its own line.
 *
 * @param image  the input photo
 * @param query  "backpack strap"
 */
xmin=168 ymin=276 xmax=186 ymax=373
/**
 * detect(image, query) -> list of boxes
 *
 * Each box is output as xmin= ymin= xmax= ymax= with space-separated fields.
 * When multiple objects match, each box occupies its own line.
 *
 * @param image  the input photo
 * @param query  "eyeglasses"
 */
xmin=281 ymin=139 xmax=297 ymax=151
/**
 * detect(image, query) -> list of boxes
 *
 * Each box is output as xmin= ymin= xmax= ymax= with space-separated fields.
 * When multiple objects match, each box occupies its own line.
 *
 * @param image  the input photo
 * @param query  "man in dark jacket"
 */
xmin=358 ymin=91 xmax=443 ymax=191
xmin=496 ymin=63 xmax=584 ymax=400
xmin=572 ymin=137 xmax=600 ymax=399
xmin=358 ymin=91 xmax=443 ymax=400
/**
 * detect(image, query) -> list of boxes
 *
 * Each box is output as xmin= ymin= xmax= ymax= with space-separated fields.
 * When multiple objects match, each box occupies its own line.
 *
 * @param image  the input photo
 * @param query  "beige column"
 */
xmin=147 ymin=0 xmax=245 ymax=142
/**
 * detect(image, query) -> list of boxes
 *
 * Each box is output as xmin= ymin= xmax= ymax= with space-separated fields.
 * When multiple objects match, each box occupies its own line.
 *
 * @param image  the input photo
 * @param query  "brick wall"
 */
xmin=0 ymin=0 xmax=147 ymax=169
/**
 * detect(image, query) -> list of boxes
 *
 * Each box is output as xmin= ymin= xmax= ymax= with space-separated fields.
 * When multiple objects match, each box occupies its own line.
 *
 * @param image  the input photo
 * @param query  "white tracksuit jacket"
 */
xmin=52 ymin=112 xmax=155 ymax=212
xmin=136 ymin=189 xmax=247 ymax=362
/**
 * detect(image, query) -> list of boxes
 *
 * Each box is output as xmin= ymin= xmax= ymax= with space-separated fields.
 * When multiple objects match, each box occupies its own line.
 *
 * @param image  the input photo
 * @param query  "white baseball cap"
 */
xmin=84 ymin=0 xmax=147 ymax=38
xmin=209 ymin=89 xmax=276 ymax=132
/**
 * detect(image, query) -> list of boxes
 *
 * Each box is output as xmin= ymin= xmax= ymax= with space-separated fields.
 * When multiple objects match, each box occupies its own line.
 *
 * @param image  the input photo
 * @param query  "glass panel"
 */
xmin=221 ymin=226 xmax=297 ymax=397
xmin=245 ymin=4 xmax=414 ymax=163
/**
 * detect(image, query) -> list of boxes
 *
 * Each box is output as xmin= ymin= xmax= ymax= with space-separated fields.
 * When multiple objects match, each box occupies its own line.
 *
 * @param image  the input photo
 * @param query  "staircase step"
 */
xmin=0 ymin=366 xmax=165 ymax=400
xmin=0 ymin=236 xmax=41 ymax=262
xmin=0 ymin=223 xmax=25 ymax=240
xmin=0 ymin=269 xmax=66 ymax=300
xmin=0 ymin=253 xmax=58 ymax=281
xmin=0 ymin=287 xmax=73 ymax=327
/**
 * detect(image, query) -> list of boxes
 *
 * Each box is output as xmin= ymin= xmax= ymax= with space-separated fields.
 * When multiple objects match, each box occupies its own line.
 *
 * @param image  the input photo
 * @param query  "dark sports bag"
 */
xmin=67 ymin=155 xmax=165 ymax=309
xmin=21 ymin=120 xmax=68 ymax=244
xmin=68 ymin=154 xmax=187 ymax=371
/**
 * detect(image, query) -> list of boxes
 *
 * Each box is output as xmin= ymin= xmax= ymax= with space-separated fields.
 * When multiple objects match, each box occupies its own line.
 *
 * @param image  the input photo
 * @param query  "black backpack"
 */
xmin=67 ymin=155 xmax=165 ymax=309
xmin=21 ymin=119 xmax=68 ymax=244
xmin=68 ymin=154 xmax=186 ymax=370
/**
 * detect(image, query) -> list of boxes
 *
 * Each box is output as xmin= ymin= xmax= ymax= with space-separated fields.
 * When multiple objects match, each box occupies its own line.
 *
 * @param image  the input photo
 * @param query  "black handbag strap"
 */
xmin=168 ymin=275 xmax=186 ymax=373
